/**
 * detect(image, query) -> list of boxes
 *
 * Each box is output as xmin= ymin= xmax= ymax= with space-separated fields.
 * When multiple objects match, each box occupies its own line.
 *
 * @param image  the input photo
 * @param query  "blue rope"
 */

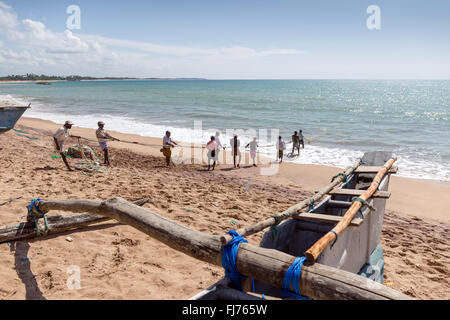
xmin=27 ymin=198 xmax=50 ymax=236
xmin=27 ymin=198 xmax=47 ymax=217
xmin=282 ymin=257 xmax=310 ymax=300
xmin=222 ymin=230 xmax=248 ymax=291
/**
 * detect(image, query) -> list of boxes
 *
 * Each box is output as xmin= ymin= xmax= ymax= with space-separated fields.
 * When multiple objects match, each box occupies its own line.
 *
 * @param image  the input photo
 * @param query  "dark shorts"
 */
xmin=279 ymin=150 xmax=283 ymax=158
xmin=99 ymin=142 xmax=108 ymax=150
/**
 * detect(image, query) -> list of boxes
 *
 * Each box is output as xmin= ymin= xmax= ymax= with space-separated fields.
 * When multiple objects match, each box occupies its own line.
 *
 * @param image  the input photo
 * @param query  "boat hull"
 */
xmin=191 ymin=151 xmax=394 ymax=300
xmin=0 ymin=106 xmax=29 ymax=135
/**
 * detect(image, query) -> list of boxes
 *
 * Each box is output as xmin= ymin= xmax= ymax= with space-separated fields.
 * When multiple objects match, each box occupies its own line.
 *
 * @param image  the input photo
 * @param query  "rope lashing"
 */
xmin=352 ymin=197 xmax=376 ymax=212
xmin=309 ymin=198 xmax=315 ymax=211
xmin=222 ymin=230 xmax=248 ymax=291
xmin=331 ymin=173 xmax=348 ymax=183
xmin=282 ymin=257 xmax=310 ymax=300
xmin=270 ymin=214 xmax=283 ymax=239
xmin=27 ymin=198 xmax=50 ymax=236
xmin=330 ymin=230 xmax=338 ymax=248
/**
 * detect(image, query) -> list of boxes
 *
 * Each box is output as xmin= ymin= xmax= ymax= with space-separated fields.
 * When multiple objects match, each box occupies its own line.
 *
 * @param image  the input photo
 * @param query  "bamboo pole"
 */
xmin=220 ymin=158 xmax=362 ymax=245
xmin=305 ymin=156 xmax=397 ymax=262
xmin=33 ymin=196 xmax=410 ymax=300
xmin=0 ymin=198 xmax=150 ymax=243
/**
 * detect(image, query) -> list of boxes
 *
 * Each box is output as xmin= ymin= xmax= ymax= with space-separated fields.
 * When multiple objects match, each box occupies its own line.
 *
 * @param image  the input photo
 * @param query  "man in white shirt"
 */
xmin=53 ymin=120 xmax=80 ymax=171
xmin=276 ymin=136 xmax=286 ymax=163
xmin=214 ymin=132 xmax=225 ymax=164
xmin=96 ymin=121 xmax=120 ymax=166
xmin=245 ymin=137 xmax=258 ymax=167
xmin=162 ymin=131 xmax=178 ymax=167
xmin=299 ymin=129 xmax=305 ymax=149
xmin=230 ymin=134 xmax=241 ymax=168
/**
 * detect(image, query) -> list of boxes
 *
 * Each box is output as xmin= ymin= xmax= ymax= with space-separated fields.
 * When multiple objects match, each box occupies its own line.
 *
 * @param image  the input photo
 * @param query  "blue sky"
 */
xmin=0 ymin=0 xmax=449 ymax=78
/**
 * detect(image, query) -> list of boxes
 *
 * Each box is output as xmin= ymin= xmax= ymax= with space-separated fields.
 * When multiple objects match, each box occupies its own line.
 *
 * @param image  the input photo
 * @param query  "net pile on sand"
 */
xmin=74 ymin=160 xmax=107 ymax=173
xmin=68 ymin=145 xmax=95 ymax=159
xmin=72 ymin=141 xmax=107 ymax=173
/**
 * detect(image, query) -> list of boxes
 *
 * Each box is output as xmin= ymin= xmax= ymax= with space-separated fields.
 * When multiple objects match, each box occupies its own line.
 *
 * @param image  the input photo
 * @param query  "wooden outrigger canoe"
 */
xmin=191 ymin=151 xmax=398 ymax=300
xmin=0 ymin=151 xmax=411 ymax=300
xmin=0 ymin=105 xmax=30 ymax=135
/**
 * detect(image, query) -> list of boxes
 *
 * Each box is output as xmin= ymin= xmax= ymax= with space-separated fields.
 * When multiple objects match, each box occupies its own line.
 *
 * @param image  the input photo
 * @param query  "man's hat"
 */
xmin=98 ymin=121 xmax=105 ymax=125
xmin=65 ymin=121 xmax=73 ymax=126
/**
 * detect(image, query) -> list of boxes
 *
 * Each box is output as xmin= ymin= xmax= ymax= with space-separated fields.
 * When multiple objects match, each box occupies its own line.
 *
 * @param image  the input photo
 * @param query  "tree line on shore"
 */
xmin=0 ymin=74 xmax=137 ymax=81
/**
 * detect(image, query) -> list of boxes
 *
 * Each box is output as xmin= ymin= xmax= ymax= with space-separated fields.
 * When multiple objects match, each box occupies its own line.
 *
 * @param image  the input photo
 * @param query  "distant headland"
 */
xmin=0 ymin=74 xmax=207 ymax=82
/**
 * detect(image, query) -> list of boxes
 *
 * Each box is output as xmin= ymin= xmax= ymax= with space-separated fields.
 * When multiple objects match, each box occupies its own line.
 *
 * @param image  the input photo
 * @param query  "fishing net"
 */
xmin=74 ymin=160 xmax=107 ymax=173
xmin=67 ymin=144 xmax=95 ymax=159
xmin=72 ymin=140 xmax=107 ymax=173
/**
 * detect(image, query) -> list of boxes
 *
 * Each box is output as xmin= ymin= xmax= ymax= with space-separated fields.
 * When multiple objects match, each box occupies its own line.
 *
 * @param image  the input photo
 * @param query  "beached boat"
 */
xmin=0 ymin=151 xmax=408 ymax=300
xmin=190 ymin=151 xmax=397 ymax=300
xmin=0 ymin=105 xmax=30 ymax=135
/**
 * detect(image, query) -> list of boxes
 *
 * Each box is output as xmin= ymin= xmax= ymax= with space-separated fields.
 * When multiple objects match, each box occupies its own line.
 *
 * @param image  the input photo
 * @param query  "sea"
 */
xmin=1 ymin=79 xmax=449 ymax=181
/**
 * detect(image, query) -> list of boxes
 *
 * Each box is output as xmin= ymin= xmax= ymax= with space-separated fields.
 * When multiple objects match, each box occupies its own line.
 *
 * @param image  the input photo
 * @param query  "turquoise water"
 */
xmin=1 ymin=80 xmax=449 ymax=180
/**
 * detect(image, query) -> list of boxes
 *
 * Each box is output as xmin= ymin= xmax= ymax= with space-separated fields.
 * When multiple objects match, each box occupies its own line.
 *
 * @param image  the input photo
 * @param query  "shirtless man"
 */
xmin=230 ymin=134 xmax=241 ymax=168
xmin=292 ymin=131 xmax=300 ymax=156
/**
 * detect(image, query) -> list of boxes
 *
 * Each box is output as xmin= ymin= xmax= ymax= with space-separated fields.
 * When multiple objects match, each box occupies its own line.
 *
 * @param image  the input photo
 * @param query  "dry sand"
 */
xmin=0 ymin=117 xmax=448 ymax=300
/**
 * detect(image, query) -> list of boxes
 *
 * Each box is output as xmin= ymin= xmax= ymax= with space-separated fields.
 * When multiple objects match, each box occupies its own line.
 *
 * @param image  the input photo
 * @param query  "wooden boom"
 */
xmin=32 ymin=196 xmax=411 ymax=300
xmin=220 ymin=158 xmax=362 ymax=245
xmin=305 ymin=156 xmax=397 ymax=262
xmin=0 ymin=198 xmax=150 ymax=243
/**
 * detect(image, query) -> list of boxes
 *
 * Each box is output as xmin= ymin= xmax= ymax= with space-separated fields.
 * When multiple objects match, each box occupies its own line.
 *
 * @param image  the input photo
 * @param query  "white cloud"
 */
xmin=0 ymin=2 xmax=307 ymax=77
xmin=22 ymin=19 xmax=54 ymax=41
xmin=0 ymin=1 xmax=18 ymax=29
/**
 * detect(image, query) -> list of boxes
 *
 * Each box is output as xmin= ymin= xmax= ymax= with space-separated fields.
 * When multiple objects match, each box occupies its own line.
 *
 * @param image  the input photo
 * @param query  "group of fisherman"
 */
xmin=53 ymin=120 xmax=119 ymax=171
xmin=201 ymin=130 xmax=305 ymax=171
xmin=53 ymin=120 xmax=305 ymax=172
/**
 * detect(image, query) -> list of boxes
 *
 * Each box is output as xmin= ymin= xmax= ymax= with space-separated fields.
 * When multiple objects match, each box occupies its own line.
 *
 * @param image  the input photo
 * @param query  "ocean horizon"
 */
xmin=1 ymin=79 xmax=449 ymax=181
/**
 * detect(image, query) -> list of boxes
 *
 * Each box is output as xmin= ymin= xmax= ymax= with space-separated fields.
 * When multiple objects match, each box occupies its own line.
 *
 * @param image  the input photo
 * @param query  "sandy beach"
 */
xmin=0 ymin=117 xmax=448 ymax=300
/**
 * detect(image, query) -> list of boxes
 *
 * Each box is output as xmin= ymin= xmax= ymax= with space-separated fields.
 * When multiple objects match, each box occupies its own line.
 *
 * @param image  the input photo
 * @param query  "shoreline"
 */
xmin=17 ymin=116 xmax=450 ymax=223
xmin=0 ymin=116 xmax=448 ymax=300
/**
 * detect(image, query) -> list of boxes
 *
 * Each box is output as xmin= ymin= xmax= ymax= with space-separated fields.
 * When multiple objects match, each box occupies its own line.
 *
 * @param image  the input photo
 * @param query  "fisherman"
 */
xmin=245 ymin=137 xmax=258 ymax=167
xmin=53 ymin=121 xmax=80 ymax=171
xmin=299 ymin=129 xmax=305 ymax=149
xmin=96 ymin=121 xmax=120 ymax=166
xmin=292 ymin=131 xmax=301 ymax=156
xmin=214 ymin=132 xmax=225 ymax=165
xmin=162 ymin=131 xmax=178 ymax=167
xmin=206 ymin=136 xmax=218 ymax=171
xmin=230 ymin=134 xmax=241 ymax=168
xmin=276 ymin=136 xmax=286 ymax=163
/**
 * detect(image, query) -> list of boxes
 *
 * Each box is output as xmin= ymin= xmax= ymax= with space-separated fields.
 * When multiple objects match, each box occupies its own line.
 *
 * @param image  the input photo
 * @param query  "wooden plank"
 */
xmin=33 ymin=197 xmax=411 ymax=300
xmin=293 ymin=212 xmax=363 ymax=226
xmin=355 ymin=166 xmax=398 ymax=174
xmin=328 ymin=188 xmax=390 ymax=199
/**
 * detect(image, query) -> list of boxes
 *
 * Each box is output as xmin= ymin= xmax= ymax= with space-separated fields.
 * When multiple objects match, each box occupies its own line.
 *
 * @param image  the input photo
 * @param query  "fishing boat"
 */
xmin=191 ymin=151 xmax=397 ymax=300
xmin=0 ymin=104 xmax=30 ymax=135
xmin=0 ymin=151 xmax=408 ymax=300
